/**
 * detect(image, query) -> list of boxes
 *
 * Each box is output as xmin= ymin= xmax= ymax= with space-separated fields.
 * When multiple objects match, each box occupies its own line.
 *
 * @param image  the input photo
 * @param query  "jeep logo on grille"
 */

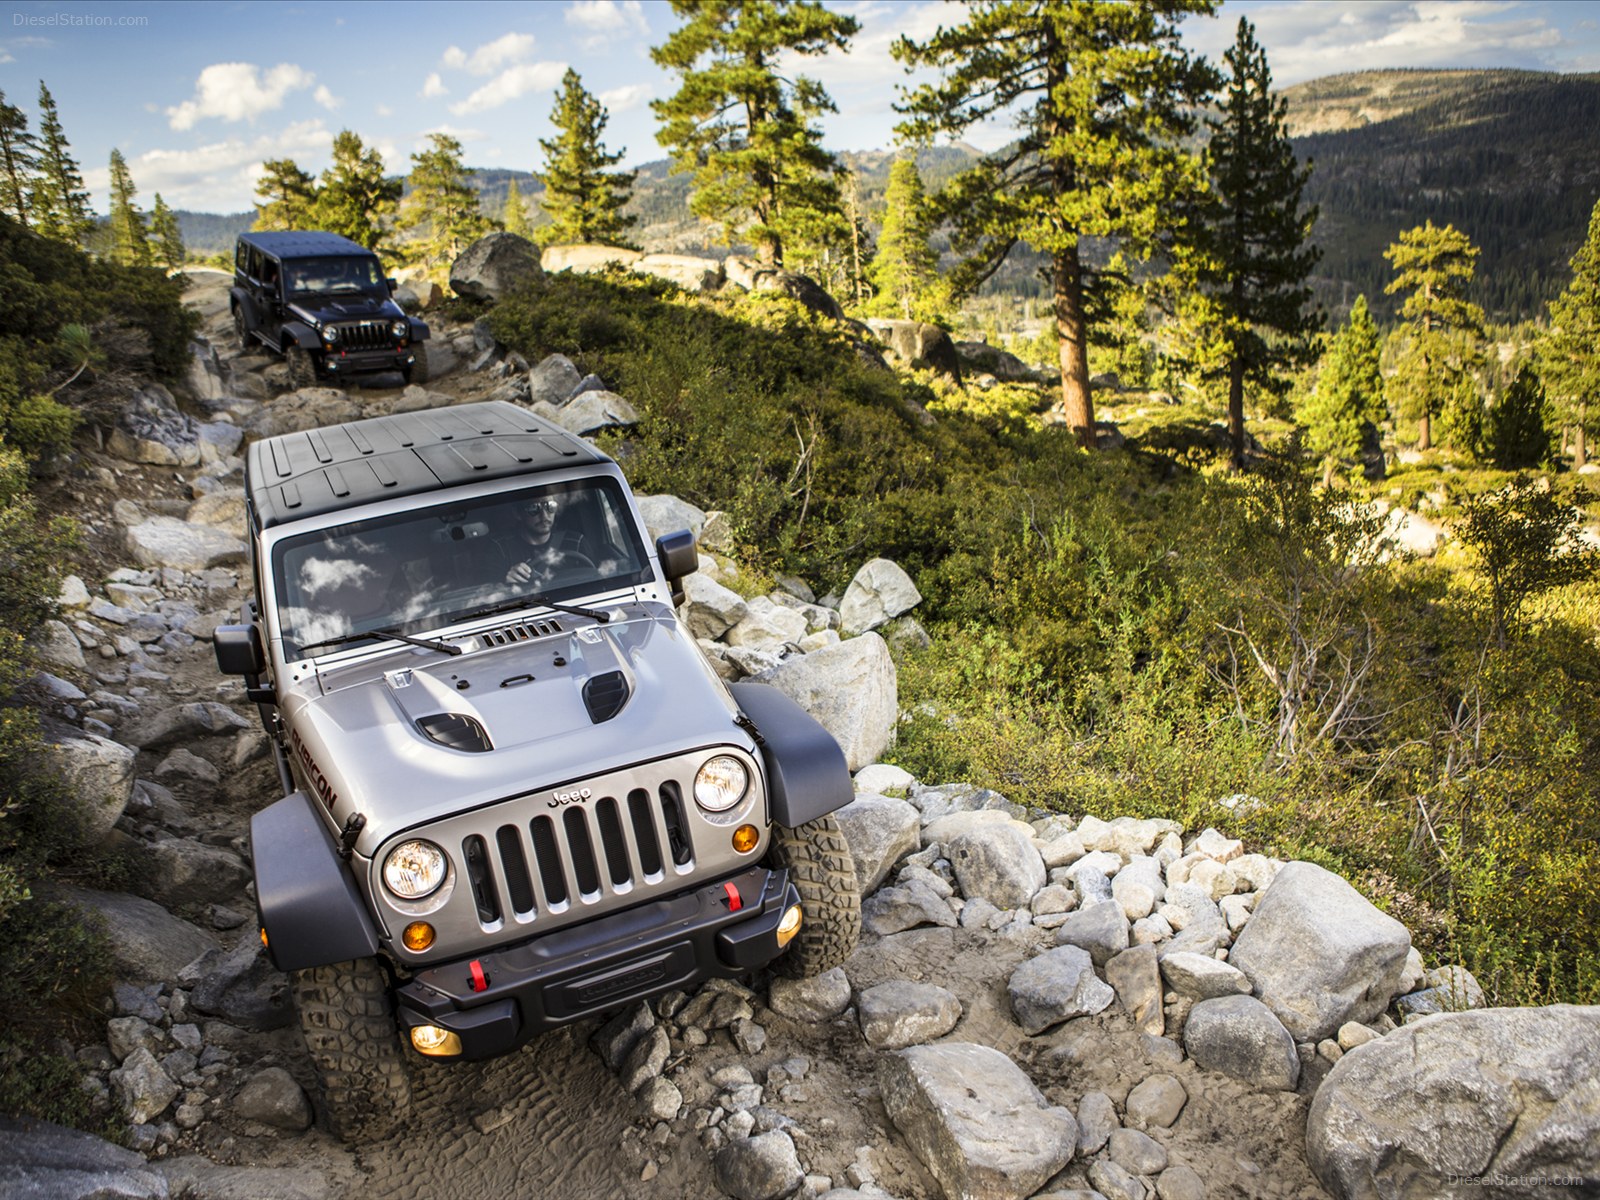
xmin=548 ymin=787 xmax=592 ymax=808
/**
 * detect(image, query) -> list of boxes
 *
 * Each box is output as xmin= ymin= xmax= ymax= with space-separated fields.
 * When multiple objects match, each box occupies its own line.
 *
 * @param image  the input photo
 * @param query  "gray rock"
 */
xmin=233 ymin=1066 xmax=313 ymax=1131
xmin=633 ymin=253 xmax=724 ymax=292
xmin=862 ymin=879 xmax=957 ymax=935
xmin=188 ymin=938 xmax=292 ymax=1031
xmin=1008 ymin=945 xmax=1115 ymax=1034
xmin=620 ymin=1025 xmax=670 ymax=1092
xmin=1154 ymin=1164 xmax=1205 ymax=1200
xmin=879 ymin=1042 xmax=1077 ymax=1200
xmin=1055 ymin=899 xmax=1130 ymax=967
xmin=768 ymin=967 xmax=851 ymax=1023
xmin=725 ymin=595 xmax=809 ymax=649
xmin=1183 ymin=995 xmax=1299 ymax=1091
xmin=0 ymin=1115 xmax=169 ymax=1199
xmin=1307 ymin=1005 xmax=1600 ymax=1200
xmin=109 ymin=386 xmax=201 ymax=467
xmin=541 ymin=243 xmax=645 ymax=276
xmin=754 ymin=634 xmax=896 ymax=771
xmin=865 ymin=318 xmax=962 ymax=381
xmin=681 ymin=572 xmax=749 ymax=640
xmin=1159 ymin=952 xmax=1251 ymax=1001
xmin=59 ymin=887 xmax=218 ymax=982
xmin=107 ymin=1015 xmax=163 ymax=1062
xmin=750 ymin=269 xmax=844 ymax=320
xmin=714 ymin=1130 xmax=804 ymax=1200
xmin=947 ymin=821 xmax=1046 ymax=910
xmin=124 ymin=700 xmax=249 ymax=750
xmin=839 ymin=558 xmax=923 ymax=635
xmin=1155 ymin=884 xmax=1228 ymax=961
xmin=124 ymin=518 xmax=246 ymax=571
xmin=1105 ymin=944 xmax=1164 ymax=1036
xmin=449 ymin=232 xmax=543 ymax=302
xmin=155 ymin=747 xmax=220 ymax=784
xmin=1111 ymin=856 xmax=1166 ymax=922
xmin=858 ymin=980 xmax=962 ymax=1049
xmin=834 ymin=793 xmax=921 ymax=894
xmin=637 ymin=1075 xmax=683 ymax=1121
xmin=32 ymin=620 xmax=87 ymax=671
xmin=636 ymin=493 xmax=708 ymax=541
xmin=1422 ymin=964 xmax=1486 ymax=1011
xmin=1109 ymin=1128 xmax=1168 ymax=1176
xmin=40 ymin=717 xmax=136 ymax=840
xmin=111 ymin=1047 xmax=179 ymax=1124
xmin=593 ymin=1001 xmax=657 ymax=1071
xmin=157 ymin=1160 xmax=333 ymax=1200
xmin=1228 ymin=861 xmax=1411 ymax=1042
xmin=1075 ymin=1090 xmax=1118 ymax=1155
xmin=1124 ymin=1074 xmax=1187 ymax=1130
xmin=531 ymin=389 xmax=639 ymax=436
xmin=526 ymin=353 xmax=584 ymax=406
xmin=1087 ymin=1160 xmax=1146 ymax=1200
xmin=144 ymin=839 xmax=251 ymax=907
xmin=1067 ymin=857 xmax=1118 ymax=905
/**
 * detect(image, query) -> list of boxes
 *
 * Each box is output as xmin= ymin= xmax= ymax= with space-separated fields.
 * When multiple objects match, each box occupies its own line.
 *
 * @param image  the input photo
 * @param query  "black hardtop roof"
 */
xmin=238 ymin=230 xmax=375 ymax=260
xmin=245 ymin=402 xmax=610 ymax=530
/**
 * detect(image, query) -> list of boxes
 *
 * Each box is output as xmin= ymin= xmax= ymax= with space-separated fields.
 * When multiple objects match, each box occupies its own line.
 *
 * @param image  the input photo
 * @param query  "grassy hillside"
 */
xmin=1284 ymin=69 xmax=1600 ymax=321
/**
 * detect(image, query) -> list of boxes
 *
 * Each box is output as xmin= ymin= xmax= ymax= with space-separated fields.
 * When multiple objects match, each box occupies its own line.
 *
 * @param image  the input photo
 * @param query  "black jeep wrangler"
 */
xmin=231 ymin=231 xmax=432 ymax=388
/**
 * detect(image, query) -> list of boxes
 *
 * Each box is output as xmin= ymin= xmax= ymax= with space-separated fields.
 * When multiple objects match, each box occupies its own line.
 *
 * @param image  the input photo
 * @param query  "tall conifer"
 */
xmin=107 ymin=149 xmax=151 ymax=266
xmin=253 ymin=158 xmax=318 ymax=231
xmin=0 ymin=89 xmax=37 ymax=227
xmin=538 ymin=69 xmax=636 ymax=248
xmin=865 ymin=154 xmax=947 ymax=323
xmin=652 ymin=0 xmax=857 ymax=266
xmin=313 ymin=131 xmax=400 ymax=255
xmin=1298 ymin=294 xmax=1383 ymax=480
xmin=149 ymin=193 xmax=185 ymax=273
xmin=502 ymin=177 xmax=531 ymax=239
xmin=1384 ymin=221 xmax=1485 ymax=451
xmin=402 ymin=134 xmax=490 ymax=276
xmin=894 ymin=1 xmax=1218 ymax=448
xmin=32 ymin=83 xmax=92 ymax=244
xmin=1541 ymin=197 xmax=1600 ymax=467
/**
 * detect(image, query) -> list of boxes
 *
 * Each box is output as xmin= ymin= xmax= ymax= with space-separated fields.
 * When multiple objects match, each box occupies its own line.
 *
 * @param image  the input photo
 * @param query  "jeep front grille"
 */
xmin=464 ymin=783 xmax=695 ymax=925
xmin=333 ymin=320 xmax=392 ymax=350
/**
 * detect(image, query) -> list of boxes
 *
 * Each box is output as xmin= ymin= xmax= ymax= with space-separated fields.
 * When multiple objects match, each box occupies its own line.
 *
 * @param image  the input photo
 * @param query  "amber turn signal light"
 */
xmin=732 ymin=824 xmax=760 ymax=853
xmin=776 ymin=904 xmax=803 ymax=948
xmin=410 ymin=1025 xmax=463 ymax=1056
xmin=402 ymin=922 xmax=436 ymax=952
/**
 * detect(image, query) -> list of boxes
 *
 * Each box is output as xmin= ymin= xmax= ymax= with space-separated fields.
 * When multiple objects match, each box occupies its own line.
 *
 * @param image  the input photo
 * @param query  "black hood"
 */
xmin=290 ymin=294 xmax=404 ymax=325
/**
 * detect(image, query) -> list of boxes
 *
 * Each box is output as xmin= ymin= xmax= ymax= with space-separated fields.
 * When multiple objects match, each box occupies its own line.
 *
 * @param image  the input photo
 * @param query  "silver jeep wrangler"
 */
xmin=215 ymin=401 xmax=861 ymax=1140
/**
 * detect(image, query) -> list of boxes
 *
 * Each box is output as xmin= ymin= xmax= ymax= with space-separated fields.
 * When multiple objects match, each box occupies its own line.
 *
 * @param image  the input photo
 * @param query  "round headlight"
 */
xmin=694 ymin=755 xmax=749 ymax=812
xmin=321 ymin=324 xmax=340 ymax=345
xmin=383 ymin=840 xmax=446 ymax=899
xmin=390 ymin=318 xmax=409 ymax=340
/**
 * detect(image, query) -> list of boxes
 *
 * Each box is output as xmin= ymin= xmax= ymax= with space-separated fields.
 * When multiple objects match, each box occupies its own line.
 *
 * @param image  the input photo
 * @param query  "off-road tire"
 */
xmin=403 ymin=341 xmax=430 ymax=386
xmin=768 ymin=813 xmax=860 ymax=978
xmin=292 ymin=958 xmax=412 ymax=1142
xmin=285 ymin=343 xmax=316 ymax=390
xmin=232 ymin=303 xmax=248 ymax=351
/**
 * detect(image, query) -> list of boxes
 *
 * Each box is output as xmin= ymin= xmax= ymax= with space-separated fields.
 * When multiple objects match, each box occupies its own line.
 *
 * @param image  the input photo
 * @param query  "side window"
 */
xmin=261 ymin=256 xmax=279 ymax=288
xmin=235 ymin=242 xmax=249 ymax=275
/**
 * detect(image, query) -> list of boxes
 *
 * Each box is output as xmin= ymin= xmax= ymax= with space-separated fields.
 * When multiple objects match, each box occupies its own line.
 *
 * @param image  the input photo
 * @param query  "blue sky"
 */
xmin=2 ymin=0 xmax=1598 ymax=214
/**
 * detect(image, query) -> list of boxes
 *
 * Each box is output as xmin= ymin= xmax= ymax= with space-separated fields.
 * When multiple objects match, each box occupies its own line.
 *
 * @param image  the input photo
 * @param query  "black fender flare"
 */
xmin=251 ymin=791 xmax=379 ymax=972
xmin=279 ymin=319 xmax=319 ymax=350
xmin=406 ymin=316 xmax=431 ymax=342
xmin=228 ymin=286 xmax=255 ymax=326
xmin=728 ymin=681 xmax=852 ymax=828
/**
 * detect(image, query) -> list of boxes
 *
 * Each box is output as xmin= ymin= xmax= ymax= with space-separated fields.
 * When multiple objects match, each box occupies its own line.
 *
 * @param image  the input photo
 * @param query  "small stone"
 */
xmin=637 ymin=1076 xmax=683 ymax=1121
xmin=1124 ymin=1074 xmax=1187 ymax=1130
xmin=1318 ymin=1038 xmax=1343 ymax=1063
xmin=231 ymin=1066 xmax=312 ymax=1131
xmin=1075 ymin=1090 xmax=1118 ymax=1155
xmin=858 ymin=981 xmax=962 ymax=1050
xmin=1336 ymin=1021 xmax=1379 ymax=1051
xmin=731 ymin=1018 xmax=768 ymax=1055
xmin=1088 ymin=1158 xmax=1147 ymax=1200
xmin=1109 ymin=1128 xmax=1168 ymax=1175
xmin=1155 ymin=1163 xmax=1207 ymax=1200
xmin=713 ymin=1130 xmax=805 ymax=1200
xmin=620 ymin=1025 xmax=670 ymax=1092
xmin=768 ymin=967 xmax=851 ymax=1023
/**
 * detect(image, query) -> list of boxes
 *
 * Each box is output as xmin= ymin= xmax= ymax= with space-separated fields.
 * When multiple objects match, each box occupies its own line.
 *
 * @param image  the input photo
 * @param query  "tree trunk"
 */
xmin=1577 ymin=403 xmax=1589 ymax=469
xmin=1417 ymin=407 xmax=1432 ymax=452
xmin=1227 ymin=355 xmax=1246 ymax=471
xmin=1054 ymin=247 xmax=1094 ymax=449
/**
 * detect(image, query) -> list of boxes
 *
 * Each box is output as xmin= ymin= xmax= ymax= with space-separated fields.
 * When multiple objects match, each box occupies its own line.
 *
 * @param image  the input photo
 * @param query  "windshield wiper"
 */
xmin=298 ymin=625 xmax=464 ymax=656
xmin=460 ymin=591 xmax=613 ymax=626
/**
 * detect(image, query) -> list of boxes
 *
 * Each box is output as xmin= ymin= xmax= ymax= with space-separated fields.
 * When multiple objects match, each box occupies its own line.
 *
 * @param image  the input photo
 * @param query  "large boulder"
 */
xmin=108 ymin=385 xmax=200 ymax=468
xmin=840 ymin=558 xmax=923 ymax=635
xmin=751 ymin=269 xmax=844 ymax=320
xmin=1183 ymin=995 xmax=1300 ymax=1091
xmin=636 ymin=494 xmax=708 ymax=542
xmin=858 ymin=980 xmax=963 ymax=1049
xmin=953 ymin=340 xmax=1036 ymax=382
xmin=123 ymin=517 xmax=246 ymax=571
xmin=540 ymin=243 xmax=645 ymax=275
xmin=946 ymin=820 xmax=1045 ymax=910
xmin=0 ymin=1115 xmax=168 ymax=1199
xmin=1228 ymin=861 xmax=1411 ymax=1042
xmin=40 ymin=718 xmax=136 ymax=841
xmin=1307 ymin=1006 xmax=1600 ymax=1200
xmin=527 ymin=353 xmax=585 ymax=406
xmin=866 ymin=318 xmax=962 ymax=382
xmin=753 ymin=634 xmax=896 ymax=771
xmin=449 ymin=232 xmax=543 ymax=302
xmin=58 ymin=886 xmax=218 ymax=982
xmin=834 ymin=792 xmax=921 ymax=894
xmin=633 ymin=253 xmax=724 ymax=292
xmin=243 ymin=387 xmax=359 ymax=438
xmin=680 ymin=573 xmax=749 ymax=640
xmin=1008 ymin=945 xmax=1115 ymax=1034
xmin=879 ymin=1042 xmax=1078 ymax=1200
xmin=530 ymin=390 xmax=639 ymax=436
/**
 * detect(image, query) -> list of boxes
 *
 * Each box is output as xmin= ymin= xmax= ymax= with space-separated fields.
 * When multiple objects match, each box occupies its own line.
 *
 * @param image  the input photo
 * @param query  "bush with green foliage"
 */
xmin=1486 ymin=365 xmax=1552 ymax=468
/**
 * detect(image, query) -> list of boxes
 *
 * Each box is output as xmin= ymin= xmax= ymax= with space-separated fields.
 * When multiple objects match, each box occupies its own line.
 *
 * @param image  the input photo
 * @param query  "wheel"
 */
xmin=285 ymin=342 xmax=316 ymax=390
xmin=403 ymin=341 xmax=430 ymax=386
xmin=292 ymin=958 xmax=412 ymax=1142
xmin=767 ymin=812 xmax=861 ymax=978
xmin=231 ymin=303 xmax=249 ymax=351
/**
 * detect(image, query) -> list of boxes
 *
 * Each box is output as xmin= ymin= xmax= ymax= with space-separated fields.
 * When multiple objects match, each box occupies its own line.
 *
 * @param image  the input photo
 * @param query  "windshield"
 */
xmin=271 ymin=478 xmax=652 ymax=661
xmin=284 ymin=255 xmax=387 ymax=297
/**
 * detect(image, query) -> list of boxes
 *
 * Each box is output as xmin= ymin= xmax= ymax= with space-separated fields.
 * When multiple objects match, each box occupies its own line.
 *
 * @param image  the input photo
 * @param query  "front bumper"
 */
xmin=319 ymin=346 xmax=413 ymax=375
xmin=394 ymin=865 xmax=798 ymax=1061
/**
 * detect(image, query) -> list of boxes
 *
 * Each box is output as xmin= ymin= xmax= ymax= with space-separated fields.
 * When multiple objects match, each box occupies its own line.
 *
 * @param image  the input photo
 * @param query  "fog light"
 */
xmin=409 ymin=1025 xmax=463 ymax=1057
xmin=732 ymin=824 xmax=759 ymax=853
xmin=776 ymin=904 xmax=803 ymax=948
xmin=402 ymin=922 xmax=435 ymax=952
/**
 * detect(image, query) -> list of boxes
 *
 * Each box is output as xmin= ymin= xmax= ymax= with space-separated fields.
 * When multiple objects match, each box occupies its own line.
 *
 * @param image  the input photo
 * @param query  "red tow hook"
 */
xmin=722 ymin=881 xmax=743 ymax=912
xmin=469 ymin=959 xmax=489 ymax=992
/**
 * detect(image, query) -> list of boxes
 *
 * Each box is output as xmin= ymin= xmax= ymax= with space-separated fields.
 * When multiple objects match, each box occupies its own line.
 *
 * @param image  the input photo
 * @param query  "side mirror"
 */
xmin=386 ymin=276 xmax=399 ymax=293
xmin=215 ymin=624 xmax=266 ymax=677
xmin=655 ymin=529 xmax=698 ymax=607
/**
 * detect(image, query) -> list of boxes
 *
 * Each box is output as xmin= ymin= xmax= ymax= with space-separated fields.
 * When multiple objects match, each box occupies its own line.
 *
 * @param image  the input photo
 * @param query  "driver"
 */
xmin=496 ymin=494 xmax=590 ymax=586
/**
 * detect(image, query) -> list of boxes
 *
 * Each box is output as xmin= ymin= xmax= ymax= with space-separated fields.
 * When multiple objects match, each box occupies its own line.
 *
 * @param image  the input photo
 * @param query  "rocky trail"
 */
xmin=7 ymin=264 xmax=1596 ymax=1200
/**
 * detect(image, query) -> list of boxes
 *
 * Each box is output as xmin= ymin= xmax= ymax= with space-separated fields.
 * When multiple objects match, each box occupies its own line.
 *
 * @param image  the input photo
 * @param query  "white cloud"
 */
xmin=418 ymin=124 xmax=488 ymax=147
xmin=440 ymin=32 xmax=537 ymax=77
xmin=450 ymin=61 xmax=568 ymax=114
xmin=166 ymin=62 xmax=315 ymax=130
xmin=0 ymin=49 xmax=12 ymax=65
xmin=420 ymin=72 xmax=448 ymax=98
xmin=313 ymin=84 xmax=341 ymax=111
xmin=375 ymin=104 xmax=394 ymax=117
xmin=84 ymin=119 xmax=334 ymax=213
xmin=565 ymin=1 xmax=648 ymax=35
xmin=598 ymin=83 xmax=651 ymax=114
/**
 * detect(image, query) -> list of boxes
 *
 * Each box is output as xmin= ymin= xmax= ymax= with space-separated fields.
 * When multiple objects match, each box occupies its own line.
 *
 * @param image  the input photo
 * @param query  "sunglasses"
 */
xmin=522 ymin=499 xmax=559 ymax=516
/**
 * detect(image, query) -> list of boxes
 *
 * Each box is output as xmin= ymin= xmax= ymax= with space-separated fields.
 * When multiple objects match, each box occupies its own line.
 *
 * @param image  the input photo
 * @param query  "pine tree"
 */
xmin=1486 ymin=364 xmax=1551 ymax=469
xmin=1189 ymin=19 xmax=1322 ymax=470
xmin=313 ymin=131 xmax=401 ymax=256
xmin=1298 ymin=294 xmax=1384 ymax=479
xmin=1384 ymin=220 xmax=1485 ymax=451
xmin=149 ymin=193 xmax=185 ymax=273
xmin=864 ymin=153 xmax=947 ymax=323
xmin=107 ymin=148 xmax=151 ymax=267
xmin=502 ymin=177 xmax=531 ymax=239
xmin=894 ymin=1 xmax=1219 ymax=448
xmin=401 ymin=133 xmax=491 ymax=278
xmin=253 ymin=158 xmax=318 ymax=231
xmin=652 ymin=0 xmax=858 ymax=267
xmin=31 ymin=83 xmax=92 ymax=245
xmin=0 ymin=89 xmax=38 ymax=227
xmin=538 ymin=68 xmax=637 ymax=248
xmin=1542 ymin=196 xmax=1600 ymax=467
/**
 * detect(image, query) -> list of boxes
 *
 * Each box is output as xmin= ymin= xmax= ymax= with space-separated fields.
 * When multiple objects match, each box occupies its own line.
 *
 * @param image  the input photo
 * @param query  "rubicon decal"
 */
xmin=291 ymin=728 xmax=339 ymax=809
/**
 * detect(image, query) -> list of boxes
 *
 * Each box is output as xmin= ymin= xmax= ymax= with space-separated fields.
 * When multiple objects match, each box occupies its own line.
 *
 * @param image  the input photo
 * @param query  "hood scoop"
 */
xmin=416 ymin=712 xmax=493 ymax=753
xmin=582 ymin=670 xmax=632 ymax=724
xmin=476 ymin=616 xmax=565 ymax=650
